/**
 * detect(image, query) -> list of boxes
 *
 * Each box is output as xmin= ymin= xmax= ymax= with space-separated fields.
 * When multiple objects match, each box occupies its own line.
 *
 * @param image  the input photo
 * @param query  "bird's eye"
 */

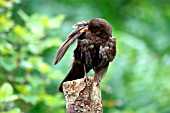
xmin=93 ymin=27 xmax=97 ymax=31
xmin=100 ymin=27 xmax=104 ymax=30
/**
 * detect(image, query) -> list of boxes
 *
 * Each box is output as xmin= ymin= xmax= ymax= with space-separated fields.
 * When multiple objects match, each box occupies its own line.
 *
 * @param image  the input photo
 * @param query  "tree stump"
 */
xmin=62 ymin=76 xmax=103 ymax=113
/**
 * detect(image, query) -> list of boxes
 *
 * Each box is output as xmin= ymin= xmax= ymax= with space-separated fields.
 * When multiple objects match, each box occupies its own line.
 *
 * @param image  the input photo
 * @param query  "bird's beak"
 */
xmin=80 ymin=27 xmax=89 ymax=32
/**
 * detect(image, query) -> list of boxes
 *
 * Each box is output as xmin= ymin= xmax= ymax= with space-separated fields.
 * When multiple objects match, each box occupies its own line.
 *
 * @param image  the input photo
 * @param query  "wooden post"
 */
xmin=62 ymin=76 xmax=103 ymax=113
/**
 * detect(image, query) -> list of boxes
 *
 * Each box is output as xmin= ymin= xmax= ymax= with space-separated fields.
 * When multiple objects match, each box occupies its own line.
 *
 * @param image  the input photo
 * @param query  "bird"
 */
xmin=54 ymin=18 xmax=116 ymax=92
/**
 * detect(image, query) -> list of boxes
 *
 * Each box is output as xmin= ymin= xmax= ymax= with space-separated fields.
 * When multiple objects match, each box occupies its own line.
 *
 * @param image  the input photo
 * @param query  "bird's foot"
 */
xmin=83 ymin=64 xmax=88 ymax=86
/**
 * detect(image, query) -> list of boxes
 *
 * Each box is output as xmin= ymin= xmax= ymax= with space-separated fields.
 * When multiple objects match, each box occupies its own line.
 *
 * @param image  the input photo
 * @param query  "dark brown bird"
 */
xmin=54 ymin=18 xmax=116 ymax=92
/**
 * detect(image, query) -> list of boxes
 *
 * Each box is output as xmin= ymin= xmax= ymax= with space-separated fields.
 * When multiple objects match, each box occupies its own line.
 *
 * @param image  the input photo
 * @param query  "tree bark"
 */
xmin=62 ymin=76 xmax=103 ymax=113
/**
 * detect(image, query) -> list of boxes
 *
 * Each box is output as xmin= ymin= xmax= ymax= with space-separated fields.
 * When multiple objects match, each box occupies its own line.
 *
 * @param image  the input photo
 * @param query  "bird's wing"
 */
xmin=54 ymin=26 xmax=87 ymax=65
xmin=108 ymin=37 xmax=116 ymax=61
xmin=95 ymin=37 xmax=116 ymax=80
xmin=73 ymin=21 xmax=88 ymax=29
xmin=99 ymin=37 xmax=116 ymax=66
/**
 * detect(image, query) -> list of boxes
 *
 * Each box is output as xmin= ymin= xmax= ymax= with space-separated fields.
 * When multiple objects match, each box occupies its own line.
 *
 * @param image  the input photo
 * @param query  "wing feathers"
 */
xmin=54 ymin=28 xmax=84 ymax=65
xmin=95 ymin=63 xmax=109 ymax=81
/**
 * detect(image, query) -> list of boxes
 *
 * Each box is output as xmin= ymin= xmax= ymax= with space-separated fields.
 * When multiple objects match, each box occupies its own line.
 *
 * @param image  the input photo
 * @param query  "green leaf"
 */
xmin=1 ymin=95 xmax=19 ymax=102
xmin=13 ymin=25 xmax=27 ymax=37
xmin=17 ymin=9 xmax=29 ymax=22
xmin=25 ymin=14 xmax=45 ymax=38
xmin=20 ymin=94 xmax=38 ymax=105
xmin=0 ymin=0 xmax=6 ymax=7
xmin=27 ymin=56 xmax=42 ymax=63
xmin=0 ymin=82 xmax=13 ymax=97
xmin=47 ymin=14 xmax=65 ymax=28
xmin=20 ymin=60 xmax=33 ymax=71
xmin=0 ymin=57 xmax=16 ymax=71
xmin=0 ymin=82 xmax=18 ymax=102
xmin=37 ymin=62 xmax=51 ymax=73
xmin=40 ymin=94 xmax=65 ymax=107
xmin=0 ymin=38 xmax=14 ymax=55
xmin=28 ymin=43 xmax=42 ymax=54
xmin=42 ymin=37 xmax=62 ymax=50
xmin=15 ymin=84 xmax=31 ymax=95
xmin=0 ymin=15 xmax=14 ymax=32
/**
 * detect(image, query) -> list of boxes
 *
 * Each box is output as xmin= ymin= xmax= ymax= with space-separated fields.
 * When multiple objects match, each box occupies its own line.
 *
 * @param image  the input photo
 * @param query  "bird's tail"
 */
xmin=58 ymin=62 xmax=85 ymax=92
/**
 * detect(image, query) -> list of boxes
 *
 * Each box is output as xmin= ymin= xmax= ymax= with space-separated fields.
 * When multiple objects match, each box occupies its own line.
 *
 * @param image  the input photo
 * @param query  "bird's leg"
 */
xmin=93 ymin=67 xmax=101 ymax=83
xmin=83 ymin=64 xmax=88 ymax=85
xmin=93 ymin=68 xmax=98 ymax=81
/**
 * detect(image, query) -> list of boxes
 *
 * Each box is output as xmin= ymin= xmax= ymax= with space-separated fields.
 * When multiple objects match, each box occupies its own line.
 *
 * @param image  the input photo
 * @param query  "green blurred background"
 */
xmin=0 ymin=0 xmax=170 ymax=113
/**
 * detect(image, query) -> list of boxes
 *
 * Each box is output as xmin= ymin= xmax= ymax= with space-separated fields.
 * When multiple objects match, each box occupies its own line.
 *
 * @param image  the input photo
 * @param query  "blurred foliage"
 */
xmin=0 ymin=0 xmax=170 ymax=113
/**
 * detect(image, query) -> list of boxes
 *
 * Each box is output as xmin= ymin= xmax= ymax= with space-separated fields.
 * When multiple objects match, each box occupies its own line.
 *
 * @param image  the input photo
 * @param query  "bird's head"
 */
xmin=88 ymin=18 xmax=112 ymax=38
